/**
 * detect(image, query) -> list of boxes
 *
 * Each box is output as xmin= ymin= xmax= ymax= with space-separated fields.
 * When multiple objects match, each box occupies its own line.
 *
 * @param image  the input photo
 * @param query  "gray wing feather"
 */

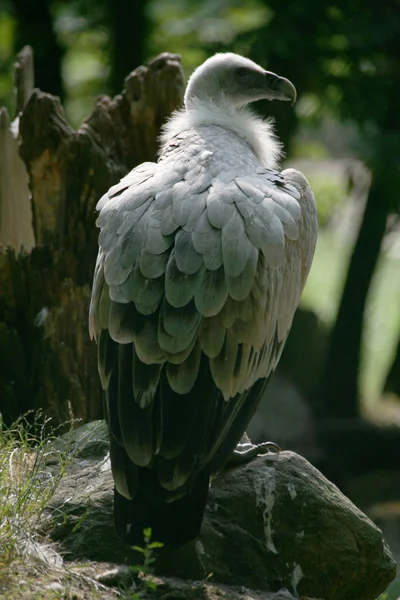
xmin=264 ymin=186 xmax=301 ymax=220
xmin=174 ymin=230 xmax=203 ymax=275
xmin=117 ymin=228 xmax=146 ymax=269
xmin=98 ymin=282 xmax=111 ymax=331
xmin=260 ymin=215 xmax=285 ymax=268
xmin=166 ymin=341 xmax=202 ymax=394
xmin=160 ymin=204 xmax=179 ymax=236
xmin=194 ymin=266 xmax=228 ymax=317
xmin=192 ymin=210 xmax=223 ymax=271
xmin=191 ymin=209 xmax=219 ymax=252
xmin=101 ymin=162 xmax=155 ymax=204
xmin=89 ymin=253 xmax=106 ymax=339
xmin=172 ymin=180 xmax=195 ymax=226
xmin=154 ymin=188 xmax=173 ymax=210
xmin=116 ymin=198 xmax=153 ymax=238
xmin=139 ymin=248 xmax=169 ymax=279
xmin=108 ymin=302 xmax=136 ymax=344
xmin=206 ymin=181 xmax=236 ymax=229
xmin=97 ymin=184 xmax=152 ymax=231
xmin=158 ymin=300 xmax=202 ymax=355
xmin=98 ymin=225 xmax=118 ymax=252
xmin=218 ymin=296 xmax=237 ymax=329
xmin=226 ymin=246 xmax=258 ymax=301
xmin=221 ymin=211 xmax=253 ymax=277
xmin=231 ymin=343 xmax=252 ymax=393
xmin=210 ymin=328 xmax=238 ymax=399
xmin=182 ymin=191 xmax=208 ymax=232
xmin=134 ymin=315 xmax=165 ymax=364
xmin=270 ymin=203 xmax=298 ymax=240
xmin=122 ymin=266 xmax=164 ymax=315
xmin=203 ymin=240 xmax=223 ymax=270
xmin=199 ymin=317 xmax=226 ymax=358
xmin=146 ymin=207 xmax=174 ymax=255
xmin=206 ymin=197 xmax=235 ymax=229
xmin=235 ymin=177 xmax=266 ymax=204
xmin=165 ymin=251 xmax=205 ymax=308
xmin=109 ymin=284 xmax=130 ymax=304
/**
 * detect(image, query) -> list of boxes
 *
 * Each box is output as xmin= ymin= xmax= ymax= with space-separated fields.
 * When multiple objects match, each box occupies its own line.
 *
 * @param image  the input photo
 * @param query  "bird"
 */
xmin=89 ymin=52 xmax=318 ymax=548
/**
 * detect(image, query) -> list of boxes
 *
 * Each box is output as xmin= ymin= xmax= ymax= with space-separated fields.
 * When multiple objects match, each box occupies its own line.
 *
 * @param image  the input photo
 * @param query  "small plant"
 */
xmin=129 ymin=527 xmax=164 ymax=598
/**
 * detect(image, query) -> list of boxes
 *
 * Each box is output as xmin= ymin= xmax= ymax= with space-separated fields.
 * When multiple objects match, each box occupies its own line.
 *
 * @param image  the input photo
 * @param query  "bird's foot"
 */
xmin=228 ymin=441 xmax=281 ymax=465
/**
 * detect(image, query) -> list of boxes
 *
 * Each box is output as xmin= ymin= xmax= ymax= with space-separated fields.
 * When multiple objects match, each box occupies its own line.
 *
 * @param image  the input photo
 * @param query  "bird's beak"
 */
xmin=263 ymin=71 xmax=297 ymax=105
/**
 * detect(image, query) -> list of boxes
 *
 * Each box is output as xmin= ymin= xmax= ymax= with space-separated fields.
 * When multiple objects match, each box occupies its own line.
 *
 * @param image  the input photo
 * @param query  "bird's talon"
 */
xmin=228 ymin=440 xmax=281 ymax=465
xmin=257 ymin=441 xmax=281 ymax=454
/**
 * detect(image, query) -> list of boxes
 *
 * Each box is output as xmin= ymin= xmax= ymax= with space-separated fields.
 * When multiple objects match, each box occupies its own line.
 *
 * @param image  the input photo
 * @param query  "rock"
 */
xmin=45 ymin=421 xmax=396 ymax=600
xmin=45 ymin=422 xmax=127 ymax=564
xmin=138 ymin=576 xmax=298 ymax=600
xmin=73 ymin=565 xmax=298 ymax=600
xmin=95 ymin=564 xmax=135 ymax=588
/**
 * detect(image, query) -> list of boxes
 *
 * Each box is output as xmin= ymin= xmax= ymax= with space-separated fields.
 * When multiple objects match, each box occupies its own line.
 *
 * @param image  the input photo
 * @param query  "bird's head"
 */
xmin=184 ymin=53 xmax=297 ymax=109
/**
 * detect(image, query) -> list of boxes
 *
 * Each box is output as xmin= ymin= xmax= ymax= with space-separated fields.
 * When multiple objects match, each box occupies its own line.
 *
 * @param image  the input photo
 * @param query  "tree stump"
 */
xmin=0 ymin=49 xmax=184 ymax=426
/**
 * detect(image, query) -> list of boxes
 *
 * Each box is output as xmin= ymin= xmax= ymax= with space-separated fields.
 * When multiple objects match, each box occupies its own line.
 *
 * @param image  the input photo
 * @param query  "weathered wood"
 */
xmin=0 ymin=51 xmax=185 ymax=426
xmin=13 ymin=45 xmax=34 ymax=116
xmin=0 ymin=108 xmax=35 ymax=252
xmin=0 ymin=48 xmax=35 ymax=253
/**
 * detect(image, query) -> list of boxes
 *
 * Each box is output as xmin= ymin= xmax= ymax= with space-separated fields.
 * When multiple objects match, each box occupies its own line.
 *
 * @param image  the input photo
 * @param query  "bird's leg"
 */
xmin=227 ymin=439 xmax=280 ymax=465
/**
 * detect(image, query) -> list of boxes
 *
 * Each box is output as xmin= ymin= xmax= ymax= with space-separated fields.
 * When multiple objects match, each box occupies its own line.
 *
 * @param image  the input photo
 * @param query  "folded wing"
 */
xmin=89 ymin=127 xmax=318 ymax=506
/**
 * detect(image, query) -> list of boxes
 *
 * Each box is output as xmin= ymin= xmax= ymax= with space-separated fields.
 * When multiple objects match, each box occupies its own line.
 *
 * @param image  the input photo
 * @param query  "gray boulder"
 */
xmin=45 ymin=421 xmax=396 ymax=600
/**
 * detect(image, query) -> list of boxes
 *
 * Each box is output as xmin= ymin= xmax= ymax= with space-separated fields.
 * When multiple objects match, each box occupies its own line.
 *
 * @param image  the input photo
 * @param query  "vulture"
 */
xmin=89 ymin=53 xmax=318 ymax=547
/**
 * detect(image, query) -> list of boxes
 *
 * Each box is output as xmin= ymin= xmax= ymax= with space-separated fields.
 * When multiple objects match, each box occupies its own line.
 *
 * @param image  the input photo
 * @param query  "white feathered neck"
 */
xmin=159 ymin=100 xmax=283 ymax=170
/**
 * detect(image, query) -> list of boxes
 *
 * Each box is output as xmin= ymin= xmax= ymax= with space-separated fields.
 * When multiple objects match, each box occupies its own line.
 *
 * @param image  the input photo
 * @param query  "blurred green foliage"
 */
xmin=55 ymin=5 xmax=109 ymax=125
xmin=0 ymin=11 xmax=15 ymax=115
xmin=307 ymin=175 xmax=346 ymax=227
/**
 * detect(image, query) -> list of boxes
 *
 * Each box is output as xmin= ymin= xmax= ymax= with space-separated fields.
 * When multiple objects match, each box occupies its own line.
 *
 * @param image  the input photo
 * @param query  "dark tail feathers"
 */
xmin=113 ymin=468 xmax=210 ymax=548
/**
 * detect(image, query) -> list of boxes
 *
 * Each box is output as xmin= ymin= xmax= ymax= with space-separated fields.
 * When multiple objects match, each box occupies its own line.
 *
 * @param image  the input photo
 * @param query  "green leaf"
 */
xmin=149 ymin=541 xmax=164 ymax=549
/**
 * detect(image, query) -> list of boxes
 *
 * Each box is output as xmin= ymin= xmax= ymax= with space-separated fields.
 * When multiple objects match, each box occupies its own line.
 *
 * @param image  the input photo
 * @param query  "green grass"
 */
xmin=0 ymin=414 xmax=120 ymax=598
xmin=0 ymin=414 xmax=160 ymax=598
xmin=0 ymin=413 xmax=69 ymax=593
xmin=0 ymin=414 xmax=63 ymax=570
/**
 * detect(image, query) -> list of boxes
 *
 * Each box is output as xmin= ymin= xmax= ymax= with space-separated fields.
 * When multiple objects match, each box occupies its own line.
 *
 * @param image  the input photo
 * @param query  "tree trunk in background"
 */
xmin=108 ymin=0 xmax=150 ymax=96
xmin=320 ymin=167 xmax=391 ymax=418
xmin=384 ymin=335 xmax=400 ymax=398
xmin=0 ymin=49 xmax=184 ymax=428
xmin=12 ymin=0 xmax=64 ymax=100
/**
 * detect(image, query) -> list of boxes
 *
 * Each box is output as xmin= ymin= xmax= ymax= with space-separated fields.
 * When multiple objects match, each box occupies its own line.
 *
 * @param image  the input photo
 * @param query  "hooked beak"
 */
xmin=263 ymin=71 xmax=297 ymax=105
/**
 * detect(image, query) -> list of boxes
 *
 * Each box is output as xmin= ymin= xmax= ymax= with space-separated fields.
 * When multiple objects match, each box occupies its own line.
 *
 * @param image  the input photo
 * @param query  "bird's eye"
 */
xmin=235 ymin=67 xmax=249 ymax=81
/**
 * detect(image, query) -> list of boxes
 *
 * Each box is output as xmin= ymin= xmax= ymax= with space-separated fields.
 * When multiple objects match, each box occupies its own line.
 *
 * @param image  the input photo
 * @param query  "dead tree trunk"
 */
xmin=319 ymin=166 xmax=393 ymax=418
xmin=0 ymin=48 xmax=184 ymax=427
